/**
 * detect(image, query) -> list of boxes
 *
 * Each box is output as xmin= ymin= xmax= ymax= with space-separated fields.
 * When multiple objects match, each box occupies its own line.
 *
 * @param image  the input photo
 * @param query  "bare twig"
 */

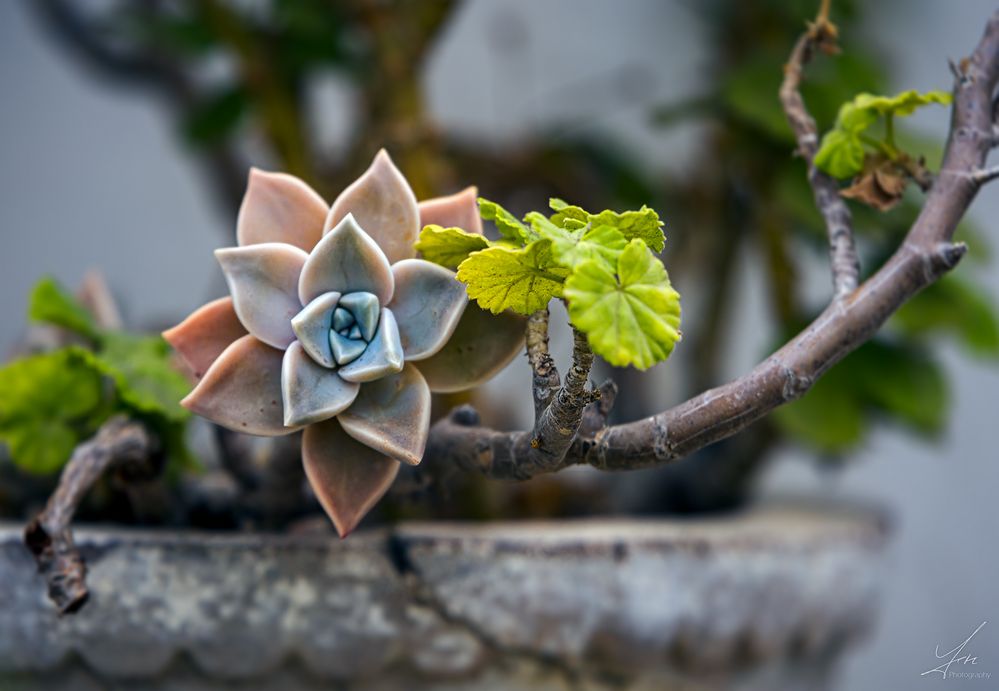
xmin=24 ymin=417 xmax=155 ymax=614
xmin=779 ymin=9 xmax=860 ymax=299
xmin=526 ymin=308 xmax=560 ymax=420
xmin=971 ymin=165 xmax=999 ymax=184
xmin=425 ymin=8 xmax=999 ymax=480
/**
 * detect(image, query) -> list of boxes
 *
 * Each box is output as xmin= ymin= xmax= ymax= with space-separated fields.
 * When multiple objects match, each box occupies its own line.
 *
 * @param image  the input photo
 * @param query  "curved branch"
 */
xmin=426 ymin=8 xmax=999 ymax=480
xmin=24 ymin=417 xmax=156 ymax=613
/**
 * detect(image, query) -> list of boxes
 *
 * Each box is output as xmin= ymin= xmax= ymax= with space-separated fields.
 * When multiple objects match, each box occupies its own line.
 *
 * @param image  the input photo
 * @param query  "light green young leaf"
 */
xmin=813 ymin=129 xmax=867 ymax=179
xmin=29 ymin=276 xmax=100 ymax=341
xmin=456 ymin=240 xmax=569 ymax=315
xmin=523 ymin=211 xmax=564 ymax=235
xmin=414 ymin=224 xmax=491 ymax=270
xmin=478 ymin=197 xmax=534 ymax=244
xmin=564 ymin=239 xmax=681 ymax=369
xmin=587 ymin=207 xmax=665 ymax=253
xmin=549 ymin=198 xmax=589 ymax=230
xmin=527 ymin=210 xmax=627 ymax=271
xmin=815 ymin=89 xmax=952 ymax=179
xmin=545 ymin=200 xmax=666 ymax=252
xmin=836 ymin=96 xmax=880 ymax=133
xmin=555 ymin=225 xmax=628 ymax=271
xmin=850 ymin=89 xmax=952 ymax=118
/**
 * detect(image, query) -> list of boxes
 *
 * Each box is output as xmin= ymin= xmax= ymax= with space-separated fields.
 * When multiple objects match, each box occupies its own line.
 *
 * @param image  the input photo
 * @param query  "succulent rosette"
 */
xmin=164 ymin=150 xmax=524 ymax=535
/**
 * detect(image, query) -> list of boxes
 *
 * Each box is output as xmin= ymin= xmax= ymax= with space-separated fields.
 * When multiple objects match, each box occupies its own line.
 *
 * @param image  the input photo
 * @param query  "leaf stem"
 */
xmin=884 ymin=113 xmax=896 ymax=149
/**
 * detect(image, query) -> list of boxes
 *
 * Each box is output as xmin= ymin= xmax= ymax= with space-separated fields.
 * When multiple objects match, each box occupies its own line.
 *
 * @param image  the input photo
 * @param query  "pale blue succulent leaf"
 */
xmin=338 ymin=308 xmax=404 ymax=383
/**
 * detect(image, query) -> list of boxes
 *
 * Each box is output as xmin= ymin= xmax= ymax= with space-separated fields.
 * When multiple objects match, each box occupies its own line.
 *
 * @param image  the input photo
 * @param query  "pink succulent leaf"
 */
xmin=291 ymin=291 xmax=341 ymax=368
xmin=302 ymin=417 xmax=400 ymax=537
xmin=338 ymin=364 xmax=431 ymax=466
xmin=162 ymin=296 xmax=247 ymax=379
xmin=281 ymin=342 xmax=360 ymax=427
xmin=414 ymin=303 xmax=527 ymax=393
xmin=216 ymin=243 xmax=308 ymax=350
xmin=299 ymin=214 xmax=394 ymax=306
xmin=388 ymin=259 xmax=467 ymax=361
xmin=418 ymin=186 xmax=483 ymax=235
xmin=237 ymin=168 xmax=328 ymax=252
xmin=181 ymin=334 xmax=296 ymax=436
xmin=326 ymin=149 xmax=419 ymax=264
xmin=337 ymin=308 xmax=404 ymax=383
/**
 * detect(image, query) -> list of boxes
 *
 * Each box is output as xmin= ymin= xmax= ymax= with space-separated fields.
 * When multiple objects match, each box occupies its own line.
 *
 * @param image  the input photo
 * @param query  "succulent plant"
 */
xmin=164 ymin=150 xmax=525 ymax=535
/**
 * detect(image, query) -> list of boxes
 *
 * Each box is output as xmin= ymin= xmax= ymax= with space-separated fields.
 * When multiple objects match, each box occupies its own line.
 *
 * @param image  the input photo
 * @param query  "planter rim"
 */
xmin=0 ymin=497 xmax=890 ymax=546
xmin=0 ymin=500 xmax=890 ymax=688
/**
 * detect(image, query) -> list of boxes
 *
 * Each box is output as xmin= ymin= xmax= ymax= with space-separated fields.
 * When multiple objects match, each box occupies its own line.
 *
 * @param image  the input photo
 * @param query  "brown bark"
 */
xmin=24 ymin=417 xmax=155 ymax=613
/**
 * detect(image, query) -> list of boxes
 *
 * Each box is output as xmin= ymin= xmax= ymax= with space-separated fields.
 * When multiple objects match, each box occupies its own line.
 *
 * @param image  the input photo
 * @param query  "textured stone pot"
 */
xmin=0 ymin=503 xmax=888 ymax=690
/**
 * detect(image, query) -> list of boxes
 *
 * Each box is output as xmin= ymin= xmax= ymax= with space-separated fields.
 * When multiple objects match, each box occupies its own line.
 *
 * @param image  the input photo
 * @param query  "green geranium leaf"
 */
xmin=91 ymin=332 xmax=192 ymax=423
xmin=415 ymin=224 xmax=491 ymax=270
xmin=0 ymin=349 xmax=105 ymax=473
xmin=549 ymin=198 xmax=590 ymax=230
xmin=892 ymin=275 xmax=999 ymax=358
xmin=815 ymin=89 xmax=952 ymax=180
xmin=527 ymin=211 xmax=627 ymax=271
xmin=2 ymin=420 xmax=79 ymax=475
xmin=456 ymin=240 xmax=569 ymax=315
xmin=546 ymin=199 xmax=666 ymax=252
xmin=478 ymin=197 xmax=534 ymax=244
xmin=837 ymin=96 xmax=881 ymax=133
xmin=556 ymin=225 xmax=628 ymax=271
xmin=588 ymin=207 xmax=665 ymax=253
xmin=813 ymin=129 xmax=867 ymax=179
xmin=851 ymin=89 xmax=952 ymax=117
xmin=0 ymin=349 xmax=103 ymax=423
xmin=29 ymin=277 xmax=100 ymax=341
xmin=564 ymin=239 xmax=681 ymax=369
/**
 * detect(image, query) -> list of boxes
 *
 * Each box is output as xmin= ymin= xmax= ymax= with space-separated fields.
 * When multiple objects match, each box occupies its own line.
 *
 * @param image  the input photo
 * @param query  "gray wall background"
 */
xmin=1 ymin=1 xmax=997 ymax=688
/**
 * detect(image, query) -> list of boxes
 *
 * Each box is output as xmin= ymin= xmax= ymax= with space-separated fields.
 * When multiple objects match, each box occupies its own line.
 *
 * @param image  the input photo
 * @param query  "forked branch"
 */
xmin=426 ymin=7 xmax=999 ymax=480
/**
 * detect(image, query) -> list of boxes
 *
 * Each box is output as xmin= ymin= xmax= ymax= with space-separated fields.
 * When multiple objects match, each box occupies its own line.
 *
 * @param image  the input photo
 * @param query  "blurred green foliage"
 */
xmin=0 ymin=278 xmax=192 ymax=474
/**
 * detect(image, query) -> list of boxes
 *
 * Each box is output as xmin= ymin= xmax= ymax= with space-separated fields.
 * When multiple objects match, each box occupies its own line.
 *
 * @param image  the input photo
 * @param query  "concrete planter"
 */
xmin=0 ymin=504 xmax=888 ymax=690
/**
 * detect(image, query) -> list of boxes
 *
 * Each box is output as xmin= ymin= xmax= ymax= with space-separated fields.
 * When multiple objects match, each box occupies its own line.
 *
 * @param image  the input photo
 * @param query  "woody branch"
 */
xmin=425 ymin=7 xmax=999 ymax=480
